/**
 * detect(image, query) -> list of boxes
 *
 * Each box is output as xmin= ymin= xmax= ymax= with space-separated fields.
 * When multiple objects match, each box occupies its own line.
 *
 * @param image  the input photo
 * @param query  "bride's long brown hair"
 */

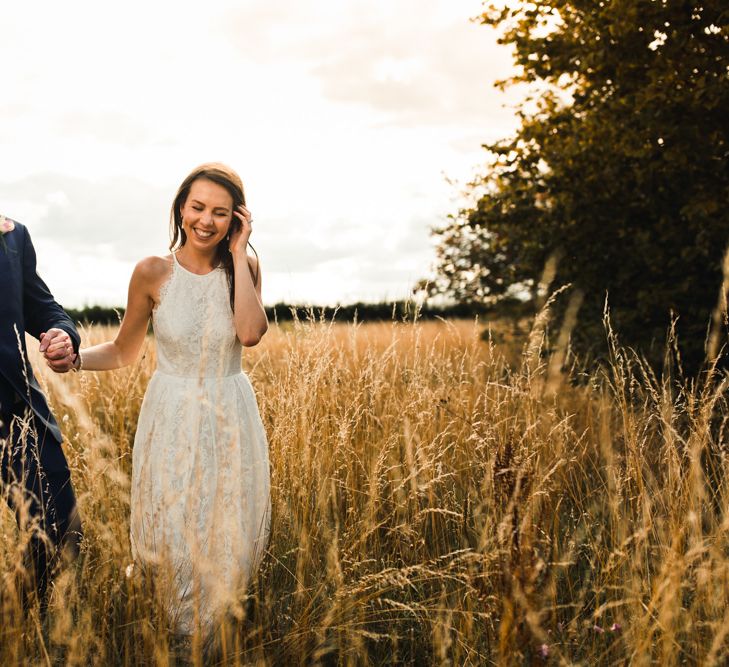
xmin=169 ymin=162 xmax=260 ymax=309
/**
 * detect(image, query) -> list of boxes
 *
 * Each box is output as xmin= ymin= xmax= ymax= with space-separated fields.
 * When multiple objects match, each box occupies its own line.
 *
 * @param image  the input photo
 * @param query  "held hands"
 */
xmin=228 ymin=204 xmax=253 ymax=258
xmin=40 ymin=328 xmax=77 ymax=373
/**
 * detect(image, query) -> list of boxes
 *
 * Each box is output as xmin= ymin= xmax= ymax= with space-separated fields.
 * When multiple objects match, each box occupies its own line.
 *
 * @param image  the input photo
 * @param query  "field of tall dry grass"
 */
xmin=2 ymin=309 xmax=729 ymax=665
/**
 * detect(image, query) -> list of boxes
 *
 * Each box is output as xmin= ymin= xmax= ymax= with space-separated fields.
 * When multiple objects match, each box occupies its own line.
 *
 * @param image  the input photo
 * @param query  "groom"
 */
xmin=0 ymin=214 xmax=83 ymax=612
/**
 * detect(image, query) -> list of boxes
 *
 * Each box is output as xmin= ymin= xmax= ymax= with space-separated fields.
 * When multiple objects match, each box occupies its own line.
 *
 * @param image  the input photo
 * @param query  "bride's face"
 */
xmin=180 ymin=178 xmax=234 ymax=251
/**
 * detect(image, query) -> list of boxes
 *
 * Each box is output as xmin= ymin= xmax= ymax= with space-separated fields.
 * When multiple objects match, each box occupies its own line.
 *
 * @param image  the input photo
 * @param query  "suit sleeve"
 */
xmin=21 ymin=226 xmax=81 ymax=354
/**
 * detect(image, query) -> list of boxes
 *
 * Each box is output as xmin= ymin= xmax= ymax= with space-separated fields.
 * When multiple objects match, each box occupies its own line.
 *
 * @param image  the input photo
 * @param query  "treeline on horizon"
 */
xmin=64 ymin=299 xmax=533 ymax=327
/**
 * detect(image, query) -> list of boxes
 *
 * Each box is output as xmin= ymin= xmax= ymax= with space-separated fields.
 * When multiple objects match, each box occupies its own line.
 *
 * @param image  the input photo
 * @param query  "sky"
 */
xmin=0 ymin=0 xmax=521 ymax=308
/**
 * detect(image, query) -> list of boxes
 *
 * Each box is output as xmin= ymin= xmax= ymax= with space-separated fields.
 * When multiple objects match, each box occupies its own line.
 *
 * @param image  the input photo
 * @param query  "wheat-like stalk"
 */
xmin=1 ymin=315 xmax=728 ymax=664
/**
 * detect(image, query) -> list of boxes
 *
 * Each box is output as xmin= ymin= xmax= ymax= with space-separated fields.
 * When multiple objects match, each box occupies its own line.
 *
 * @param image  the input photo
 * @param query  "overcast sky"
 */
xmin=0 ymin=0 xmax=521 ymax=308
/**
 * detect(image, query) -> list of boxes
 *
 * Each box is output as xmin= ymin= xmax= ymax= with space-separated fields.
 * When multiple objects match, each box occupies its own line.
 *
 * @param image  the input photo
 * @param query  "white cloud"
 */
xmin=0 ymin=174 xmax=169 ymax=260
xmin=0 ymin=0 xmax=520 ymax=308
xmin=223 ymin=0 xmax=521 ymax=133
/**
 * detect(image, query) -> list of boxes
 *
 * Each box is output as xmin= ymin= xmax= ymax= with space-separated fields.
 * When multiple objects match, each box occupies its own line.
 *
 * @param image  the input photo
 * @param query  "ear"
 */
xmin=178 ymin=193 xmax=188 ymax=221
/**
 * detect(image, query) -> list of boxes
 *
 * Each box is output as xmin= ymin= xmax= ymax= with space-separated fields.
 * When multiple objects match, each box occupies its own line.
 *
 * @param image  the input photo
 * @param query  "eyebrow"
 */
xmin=190 ymin=198 xmax=230 ymax=212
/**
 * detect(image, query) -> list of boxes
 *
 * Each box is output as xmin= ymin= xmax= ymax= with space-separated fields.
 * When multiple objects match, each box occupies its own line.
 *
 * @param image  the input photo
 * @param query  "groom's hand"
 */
xmin=40 ymin=328 xmax=77 ymax=373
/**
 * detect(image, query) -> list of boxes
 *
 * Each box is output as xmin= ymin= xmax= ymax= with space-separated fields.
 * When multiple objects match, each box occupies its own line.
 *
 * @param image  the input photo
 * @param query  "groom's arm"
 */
xmin=21 ymin=225 xmax=81 ymax=355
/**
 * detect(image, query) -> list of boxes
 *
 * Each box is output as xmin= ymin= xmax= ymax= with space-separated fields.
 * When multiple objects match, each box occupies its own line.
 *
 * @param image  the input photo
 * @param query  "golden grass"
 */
xmin=2 ymin=311 xmax=729 ymax=665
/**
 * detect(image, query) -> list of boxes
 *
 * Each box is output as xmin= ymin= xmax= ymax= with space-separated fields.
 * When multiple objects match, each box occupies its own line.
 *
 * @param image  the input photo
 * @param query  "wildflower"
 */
xmin=0 ymin=214 xmax=14 ymax=252
xmin=592 ymin=624 xmax=604 ymax=634
xmin=610 ymin=623 xmax=622 ymax=633
xmin=538 ymin=643 xmax=549 ymax=658
xmin=125 ymin=563 xmax=135 ymax=578
xmin=0 ymin=215 xmax=15 ymax=234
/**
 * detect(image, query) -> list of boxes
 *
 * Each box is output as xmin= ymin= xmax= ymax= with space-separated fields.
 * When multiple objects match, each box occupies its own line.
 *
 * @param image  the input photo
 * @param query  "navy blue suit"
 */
xmin=0 ymin=219 xmax=82 ymax=608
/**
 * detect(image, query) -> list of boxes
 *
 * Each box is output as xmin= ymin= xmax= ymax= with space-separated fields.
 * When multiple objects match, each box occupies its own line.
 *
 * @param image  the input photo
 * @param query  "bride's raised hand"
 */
xmin=229 ymin=204 xmax=253 ymax=258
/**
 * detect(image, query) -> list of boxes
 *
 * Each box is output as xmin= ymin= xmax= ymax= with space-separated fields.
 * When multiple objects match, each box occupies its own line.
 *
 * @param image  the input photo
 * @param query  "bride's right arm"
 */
xmin=74 ymin=258 xmax=160 ymax=371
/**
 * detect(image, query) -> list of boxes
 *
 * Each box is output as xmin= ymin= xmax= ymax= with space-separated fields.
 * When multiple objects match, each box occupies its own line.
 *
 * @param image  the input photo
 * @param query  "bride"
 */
xmin=69 ymin=163 xmax=271 ymax=636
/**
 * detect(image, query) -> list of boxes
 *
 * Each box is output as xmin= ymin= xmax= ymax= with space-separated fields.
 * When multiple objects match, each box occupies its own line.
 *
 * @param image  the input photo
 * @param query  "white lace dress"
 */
xmin=130 ymin=252 xmax=271 ymax=635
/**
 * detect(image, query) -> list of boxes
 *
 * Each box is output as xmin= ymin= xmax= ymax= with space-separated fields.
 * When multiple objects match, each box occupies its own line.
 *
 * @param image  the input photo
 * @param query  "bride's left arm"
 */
xmin=230 ymin=204 xmax=268 ymax=346
xmin=232 ymin=252 xmax=268 ymax=346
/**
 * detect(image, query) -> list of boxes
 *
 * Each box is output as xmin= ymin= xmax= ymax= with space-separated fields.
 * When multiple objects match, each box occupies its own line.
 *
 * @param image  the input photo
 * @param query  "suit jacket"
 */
xmin=0 ymin=219 xmax=80 ymax=446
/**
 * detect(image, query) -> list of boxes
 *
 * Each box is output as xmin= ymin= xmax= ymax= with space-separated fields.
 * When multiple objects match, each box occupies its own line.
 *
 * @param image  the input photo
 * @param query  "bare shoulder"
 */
xmin=246 ymin=252 xmax=262 ymax=286
xmin=134 ymin=255 xmax=173 ymax=282
xmin=131 ymin=255 xmax=174 ymax=303
xmin=247 ymin=253 xmax=260 ymax=273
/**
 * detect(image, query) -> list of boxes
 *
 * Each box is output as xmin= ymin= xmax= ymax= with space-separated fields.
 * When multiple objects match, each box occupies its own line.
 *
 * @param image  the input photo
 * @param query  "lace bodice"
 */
xmin=153 ymin=253 xmax=241 ymax=378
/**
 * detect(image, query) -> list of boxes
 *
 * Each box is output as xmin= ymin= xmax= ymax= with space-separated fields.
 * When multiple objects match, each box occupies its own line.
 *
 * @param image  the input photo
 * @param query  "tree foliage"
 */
xmin=430 ymin=0 xmax=729 ymax=371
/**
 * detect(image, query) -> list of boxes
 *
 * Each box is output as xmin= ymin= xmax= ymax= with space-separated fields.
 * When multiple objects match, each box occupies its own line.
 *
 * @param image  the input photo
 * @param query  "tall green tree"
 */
xmin=430 ymin=0 xmax=729 ymax=371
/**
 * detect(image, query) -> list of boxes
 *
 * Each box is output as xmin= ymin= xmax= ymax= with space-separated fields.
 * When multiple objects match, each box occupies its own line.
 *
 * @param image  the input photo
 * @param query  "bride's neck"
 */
xmin=177 ymin=244 xmax=217 ymax=272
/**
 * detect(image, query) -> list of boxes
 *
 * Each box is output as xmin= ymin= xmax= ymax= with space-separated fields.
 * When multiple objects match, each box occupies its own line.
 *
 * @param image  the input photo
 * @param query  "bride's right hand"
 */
xmin=40 ymin=328 xmax=77 ymax=373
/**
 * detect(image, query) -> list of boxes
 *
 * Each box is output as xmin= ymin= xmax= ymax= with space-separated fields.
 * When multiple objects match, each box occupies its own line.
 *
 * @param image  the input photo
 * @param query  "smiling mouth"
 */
xmin=192 ymin=227 xmax=215 ymax=240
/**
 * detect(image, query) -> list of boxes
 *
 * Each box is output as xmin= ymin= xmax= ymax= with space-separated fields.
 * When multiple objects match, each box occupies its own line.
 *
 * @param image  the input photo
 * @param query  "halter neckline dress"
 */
xmin=130 ymin=251 xmax=271 ymax=635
